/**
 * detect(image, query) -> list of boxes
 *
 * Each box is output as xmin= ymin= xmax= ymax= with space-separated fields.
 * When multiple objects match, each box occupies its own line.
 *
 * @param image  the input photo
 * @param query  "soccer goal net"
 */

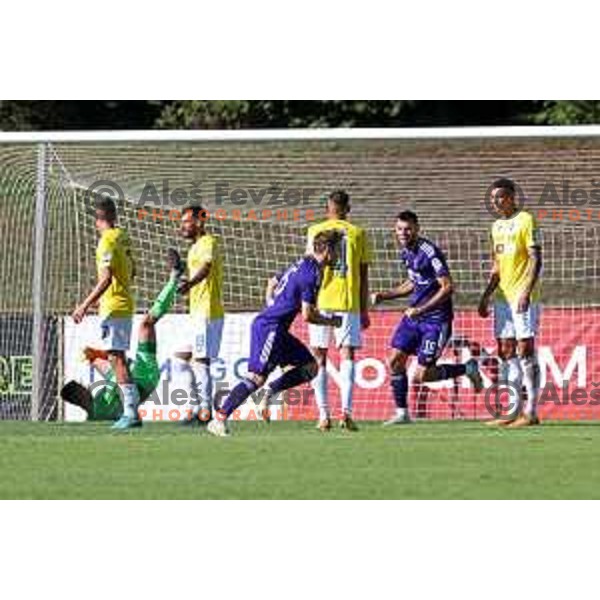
xmin=1 ymin=128 xmax=599 ymax=421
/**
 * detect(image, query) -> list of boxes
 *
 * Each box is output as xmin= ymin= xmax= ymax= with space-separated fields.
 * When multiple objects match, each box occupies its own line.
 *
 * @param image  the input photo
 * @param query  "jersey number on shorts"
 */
xmin=423 ymin=340 xmax=438 ymax=354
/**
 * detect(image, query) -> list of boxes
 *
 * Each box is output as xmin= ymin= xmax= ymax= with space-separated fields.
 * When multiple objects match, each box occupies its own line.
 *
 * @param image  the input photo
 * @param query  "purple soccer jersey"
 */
xmin=401 ymin=237 xmax=453 ymax=323
xmin=259 ymin=256 xmax=322 ymax=329
xmin=248 ymin=256 xmax=321 ymax=375
xmin=391 ymin=237 xmax=454 ymax=366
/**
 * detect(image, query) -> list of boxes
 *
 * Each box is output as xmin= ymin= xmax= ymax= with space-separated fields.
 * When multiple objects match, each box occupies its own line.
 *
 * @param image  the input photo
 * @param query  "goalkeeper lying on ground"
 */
xmin=61 ymin=249 xmax=185 ymax=422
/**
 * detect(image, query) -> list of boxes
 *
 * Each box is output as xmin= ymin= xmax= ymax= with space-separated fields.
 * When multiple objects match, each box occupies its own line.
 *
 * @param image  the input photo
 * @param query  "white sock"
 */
xmin=312 ymin=366 xmax=329 ymax=420
xmin=340 ymin=359 xmax=355 ymax=416
xmin=191 ymin=361 xmax=213 ymax=416
xmin=520 ymin=355 xmax=539 ymax=417
xmin=119 ymin=383 xmax=140 ymax=420
xmin=171 ymin=357 xmax=198 ymax=416
xmin=506 ymin=357 xmax=523 ymax=416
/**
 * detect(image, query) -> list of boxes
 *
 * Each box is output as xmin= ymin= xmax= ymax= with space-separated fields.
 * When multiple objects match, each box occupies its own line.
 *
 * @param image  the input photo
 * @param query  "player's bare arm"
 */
xmin=359 ymin=262 xmax=370 ymax=329
xmin=302 ymin=302 xmax=342 ymax=327
xmin=72 ymin=266 xmax=112 ymax=323
xmin=371 ymin=279 xmax=415 ymax=305
xmin=517 ymin=246 xmax=542 ymax=313
xmin=179 ymin=261 xmax=211 ymax=295
xmin=404 ymin=274 xmax=453 ymax=319
xmin=478 ymin=255 xmax=500 ymax=318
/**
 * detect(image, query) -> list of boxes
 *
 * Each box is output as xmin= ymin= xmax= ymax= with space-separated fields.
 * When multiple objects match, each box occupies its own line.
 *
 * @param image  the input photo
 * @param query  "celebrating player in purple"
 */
xmin=207 ymin=230 xmax=343 ymax=436
xmin=371 ymin=211 xmax=483 ymax=424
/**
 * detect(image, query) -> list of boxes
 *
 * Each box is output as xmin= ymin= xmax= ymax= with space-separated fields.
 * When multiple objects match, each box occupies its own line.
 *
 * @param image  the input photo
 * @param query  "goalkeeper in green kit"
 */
xmin=61 ymin=249 xmax=185 ymax=422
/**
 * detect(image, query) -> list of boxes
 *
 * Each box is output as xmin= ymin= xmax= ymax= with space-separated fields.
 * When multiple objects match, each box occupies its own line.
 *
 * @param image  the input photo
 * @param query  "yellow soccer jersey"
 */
xmin=187 ymin=234 xmax=224 ymax=319
xmin=491 ymin=210 xmax=541 ymax=305
xmin=306 ymin=218 xmax=371 ymax=313
xmin=95 ymin=227 xmax=135 ymax=318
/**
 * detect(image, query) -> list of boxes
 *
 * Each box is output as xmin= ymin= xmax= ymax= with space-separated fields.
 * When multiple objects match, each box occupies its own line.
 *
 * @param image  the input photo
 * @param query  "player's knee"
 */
xmin=517 ymin=338 xmax=535 ymax=358
xmin=413 ymin=367 xmax=427 ymax=384
xmin=388 ymin=353 xmax=406 ymax=374
xmin=498 ymin=340 xmax=516 ymax=360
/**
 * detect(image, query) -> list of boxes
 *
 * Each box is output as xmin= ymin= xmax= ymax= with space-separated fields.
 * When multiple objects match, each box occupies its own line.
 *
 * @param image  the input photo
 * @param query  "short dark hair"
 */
xmin=396 ymin=210 xmax=419 ymax=225
xmin=328 ymin=189 xmax=350 ymax=211
xmin=94 ymin=196 xmax=117 ymax=221
xmin=313 ymin=229 xmax=343 ymax=254
xmin=184 ymin=204 xmax=206 ymax=220
xmin=492 ymin=178 xmax=516 ymax=198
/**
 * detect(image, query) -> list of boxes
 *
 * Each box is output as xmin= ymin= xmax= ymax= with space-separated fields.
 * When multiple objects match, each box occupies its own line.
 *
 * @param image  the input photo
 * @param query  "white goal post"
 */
xmin=0 ymin=126 xmax=599 ymax=421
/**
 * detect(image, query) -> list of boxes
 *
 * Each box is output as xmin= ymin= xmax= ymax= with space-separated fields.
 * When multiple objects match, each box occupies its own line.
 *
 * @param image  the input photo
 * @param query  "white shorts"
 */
xmin=494 ymin=302 xmax=540 ymax=340
xmin=99 ymin=317 xmax=132 ymax=352
xmin=191 ymin=316 xmax=224 ymax=359
xmin=309 ymin=311 xmax=362 ymax=349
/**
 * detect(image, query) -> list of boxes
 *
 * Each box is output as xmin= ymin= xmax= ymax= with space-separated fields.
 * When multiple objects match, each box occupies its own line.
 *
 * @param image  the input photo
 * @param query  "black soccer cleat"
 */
xmin=167 ymin=247 xmax=185 ymax=279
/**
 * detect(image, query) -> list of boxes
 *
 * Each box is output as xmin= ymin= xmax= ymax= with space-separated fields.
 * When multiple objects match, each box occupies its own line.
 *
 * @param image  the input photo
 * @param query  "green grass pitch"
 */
xmin=0 ymin=420 xmax=599 ymax=499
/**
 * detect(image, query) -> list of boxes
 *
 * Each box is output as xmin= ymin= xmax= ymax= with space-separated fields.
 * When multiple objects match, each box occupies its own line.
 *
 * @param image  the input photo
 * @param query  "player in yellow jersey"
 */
xmin=306 ymin=190 xmax=371 ymax=431
xmin=478 ymin=178 xmax=542 ymax=427
xmin=71 ymin=196 xmax=140 ymax=429
xmin=176 ymin=205 xmax=224 ymax=425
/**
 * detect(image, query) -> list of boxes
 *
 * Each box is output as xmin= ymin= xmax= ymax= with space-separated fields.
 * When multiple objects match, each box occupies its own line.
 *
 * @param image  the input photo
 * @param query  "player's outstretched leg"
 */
xmin=257 ymin=361 xmax=318 ymax=423
xmin=208 ymin=361 xmax=318 ymax=436
xmin=418 ymin=359 xmax=483 ymax=391
xmin=148 ymin=248 xmax=185 ymax=324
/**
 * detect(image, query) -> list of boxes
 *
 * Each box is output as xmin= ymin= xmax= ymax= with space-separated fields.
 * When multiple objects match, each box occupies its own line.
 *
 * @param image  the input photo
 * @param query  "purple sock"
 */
xmin=391 ymin=372 xmax=408 ymax=409
xmin=220 ymin=379 xmax=259 ymax=417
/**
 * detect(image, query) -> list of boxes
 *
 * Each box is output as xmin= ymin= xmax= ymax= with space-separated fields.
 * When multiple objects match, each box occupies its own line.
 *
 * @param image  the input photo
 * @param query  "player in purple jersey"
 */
xmin=207 ymin=230 xmax=343 ymax=436
xmin=371 ymin=211 xmax=483 ymax=425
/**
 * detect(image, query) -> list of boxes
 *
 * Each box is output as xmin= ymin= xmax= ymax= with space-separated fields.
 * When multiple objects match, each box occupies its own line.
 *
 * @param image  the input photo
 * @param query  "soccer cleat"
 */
xmin=111 ymin=415 xmax=143 ymax=430
xmin=207 ymin=418 xmax=230 ymax=437
xmin=465 ymin=358 xmax=484 ymax=392
xmin=316 ymin=418 xmax=332 ymax=432
xmin=339 ymin=414 xmax=359 ymax=431
xmin=506 ymin=414 xmax=541 ymax=428
xmin=383 ymin=413 xmax=413 ymax=426
xmin=167 ymin=247 xmax=185 ymax=279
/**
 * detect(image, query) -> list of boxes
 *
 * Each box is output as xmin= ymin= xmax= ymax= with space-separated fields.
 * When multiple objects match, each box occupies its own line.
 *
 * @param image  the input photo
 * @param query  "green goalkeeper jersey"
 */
xmin=89 ymin=341 xmax=160 ymax=421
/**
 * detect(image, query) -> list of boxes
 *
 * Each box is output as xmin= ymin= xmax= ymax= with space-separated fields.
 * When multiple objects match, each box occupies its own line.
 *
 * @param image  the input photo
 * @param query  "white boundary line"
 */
xmin=2 ymin=125 xmax=600 ymax=143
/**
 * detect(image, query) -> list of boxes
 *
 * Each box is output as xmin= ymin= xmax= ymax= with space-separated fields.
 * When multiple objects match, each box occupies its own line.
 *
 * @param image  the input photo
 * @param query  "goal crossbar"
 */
xmin=2 ymin=125 xmax=600 ymax=144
